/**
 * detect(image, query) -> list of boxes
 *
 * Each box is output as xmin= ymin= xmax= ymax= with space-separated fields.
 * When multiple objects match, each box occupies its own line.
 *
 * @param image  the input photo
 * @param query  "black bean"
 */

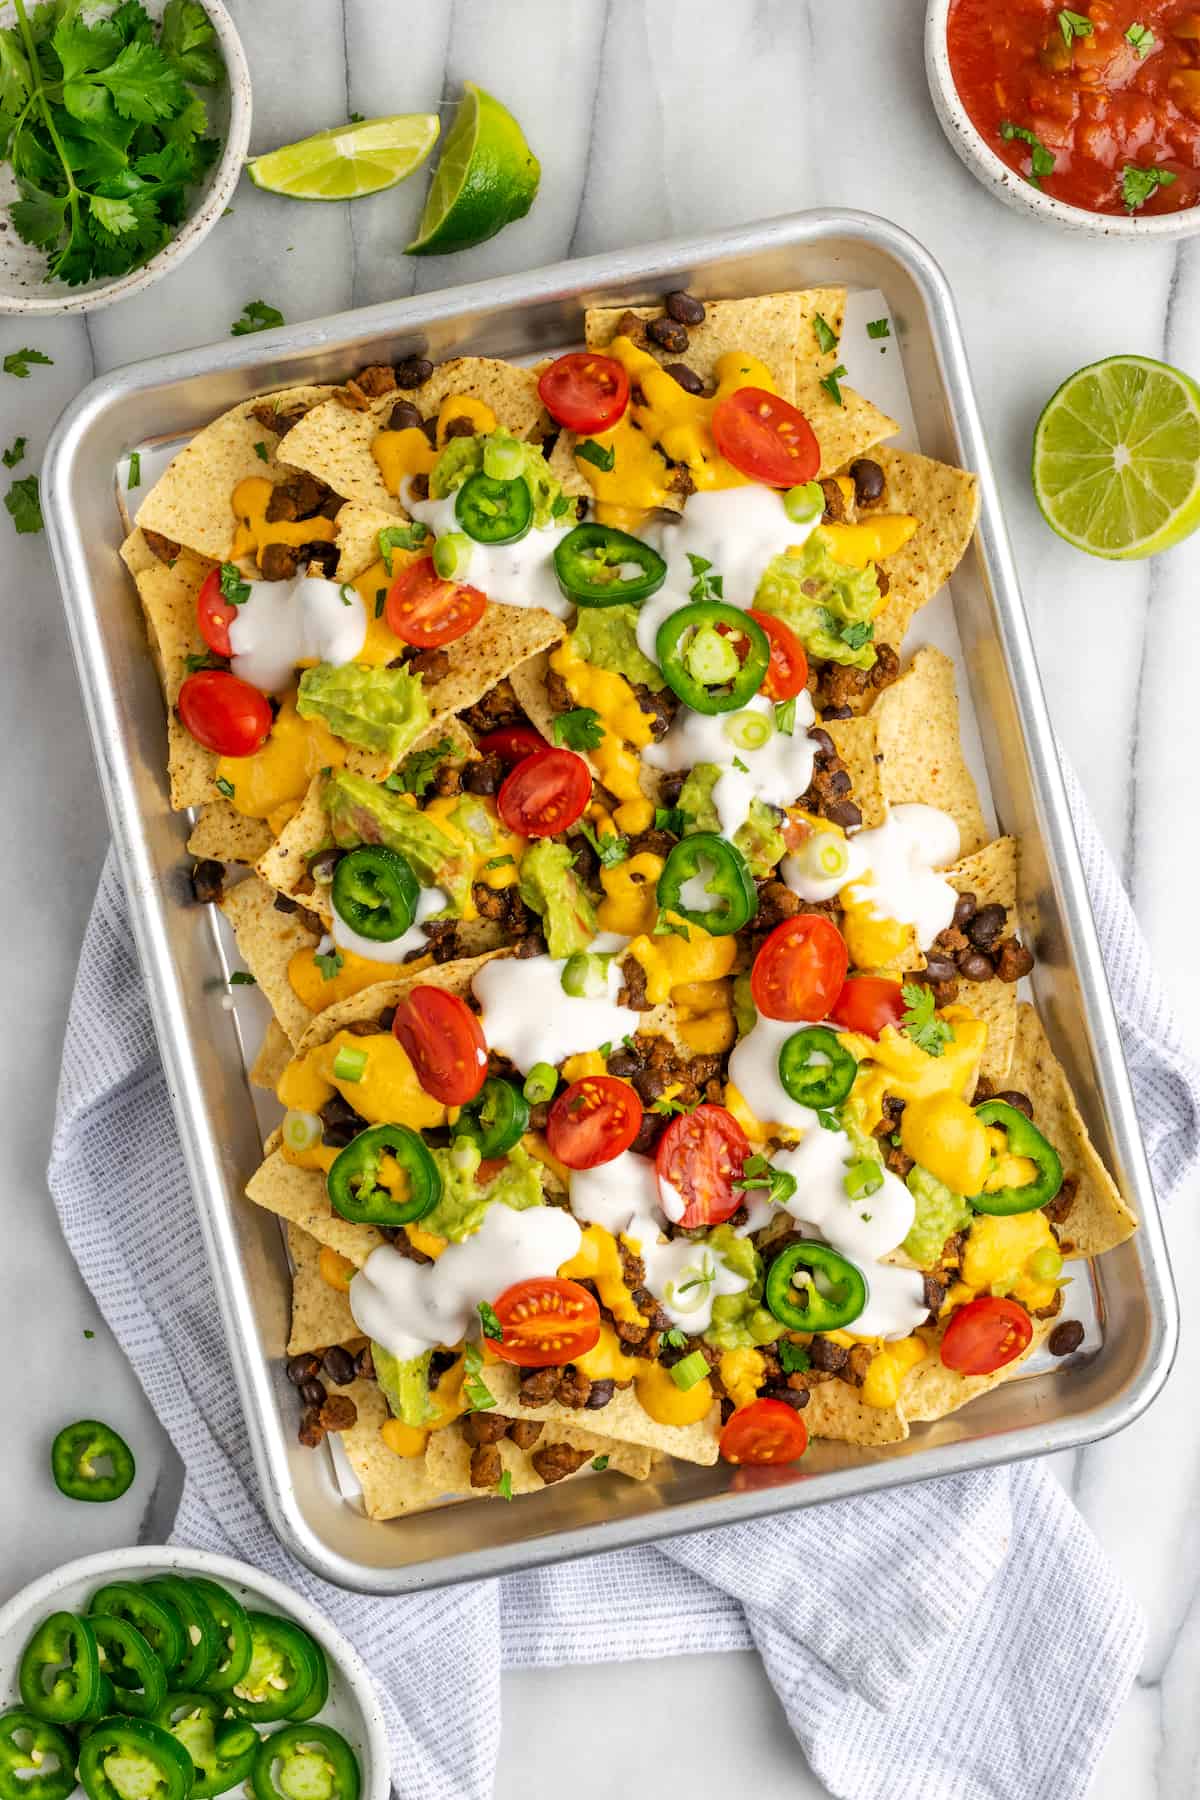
xmin=822 ymin=767 xmax=851 ymax=798
xmin=824 ymin=799 xmax=862 ymax=832
xmin=191 ymin=859 xmax=225 ymax=905
xmin=322 ymin=1345 xmax=357 ymax=1387
xmin=377 ymin=1006 xmax=396 ymax=1032
xmin=822 ymin=703 xmax=853 ymax=721
xmin=394 ymin=355 xmax=433 ymax=388
xmin=286 ymin=1354 xmax=320 ymax=1388
xmin=420 ymin=418 xmax=439 ymax=447
xmin=763 ymin=1385 xmax=809 ymax=1411
xmin=648 ymin=315 xmax=689 ymax=353
xmin=606 ymin=1051 xmax=641 ymax=1080
xmin=584 ymin=1380 xmax=615 ymax=1409
xmin=1048 ymin=1320 xmax=1085 ymax=1357
xmin=308 ymin=847 xmax=341 ymax=885
xmin=663 ymin=361 xmax=704 ymax=394
xmin=388 ymin=399 xmax=423 ymax=433
xmin=966 ymin=903 xmax=1007 ymax=949
xmin=354 ymin=1345 xmax=375 ymax=1381
xmin=273 ymin=893 xmax=298 ymax=915
xmin=299 ymin=1378 xmax=327 ymax=1407
xmin=953 ymin=892 xmax=977 ymax=929
xmin=994 ymin=1089 xmax=1034 ymax=1118
xmin=665 ymin=290 xmax=705 ymax=325
xmin=807 ymin=727 xmax=836 ymax=758
xmin=849 ymin=457 xmax=885 ymax=506
xmin=957 ymin=949 xmax=995 ymax=982
xmin=922 ymin=954 xmax=959 ymax=984
xmin=298 ymin=1407 xmax=325 ymax=1448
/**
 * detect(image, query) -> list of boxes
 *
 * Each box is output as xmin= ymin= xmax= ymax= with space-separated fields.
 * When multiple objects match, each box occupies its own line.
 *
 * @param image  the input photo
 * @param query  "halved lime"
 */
xmin=406 ymin=81 xmax=540 ymax=256
xmin=1032 ymin=355 xmax=1200 ymax=559
xmin=247 ymin=114 xmax=440 ymax=201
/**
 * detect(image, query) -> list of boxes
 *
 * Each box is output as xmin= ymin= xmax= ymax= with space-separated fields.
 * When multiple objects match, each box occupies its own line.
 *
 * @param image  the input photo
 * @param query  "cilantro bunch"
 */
xmin=0 ymin=0 xmax=225 ymax=287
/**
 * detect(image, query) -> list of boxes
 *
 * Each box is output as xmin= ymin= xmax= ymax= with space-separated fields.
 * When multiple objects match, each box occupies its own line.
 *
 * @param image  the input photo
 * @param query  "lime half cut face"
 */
xmin=247 ymin=114 xmax=440 ymax=201
xmin=1032 ymin=355 xmax=1200 ymax=560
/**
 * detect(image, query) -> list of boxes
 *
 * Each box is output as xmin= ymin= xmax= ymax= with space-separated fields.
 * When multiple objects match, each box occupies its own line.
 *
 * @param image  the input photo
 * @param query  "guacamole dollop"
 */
xmin=569 ymin=603 xmax=666 ymax=692
xmin=518 ymin=838 xmax=596 ymax=958
xmin=903 ymin=1163 xmax=973 ymax=1268
xmin=371 ymin=1344 xmax=433 ymax=1428
xmin=703 ymin=1225 xmax=783 ymax=1350
xmin=296 ymin=663 xmax=429 ymax=765
xmin=754 ymin=535 xmax=881 ymax=670
xmin=423 ymin=1142 xmax=544 ymax=1242
xmin=323 ymin=769 xmax=472 ymax=913
xmin=430 ymin=430 xmax=567 ymax=528
xmin=677 ymin=764 xmax=787 ymax=878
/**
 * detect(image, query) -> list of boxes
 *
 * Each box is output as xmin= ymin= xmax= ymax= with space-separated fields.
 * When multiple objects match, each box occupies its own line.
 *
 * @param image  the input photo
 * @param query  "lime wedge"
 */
xmin=1032 ymin=355 xmax=1200 ymax=559
xmin=247 ymin=114 xmax=440 ymax=201
xmin=406 ymin=81 xmax=540 ymax=256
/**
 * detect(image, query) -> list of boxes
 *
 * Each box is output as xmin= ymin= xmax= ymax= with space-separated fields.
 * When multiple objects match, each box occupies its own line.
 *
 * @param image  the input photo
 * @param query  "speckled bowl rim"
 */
xmin=0 ymin=1544 xmax=389 ymax=1800
xmin=925 ymin=0 xmax=1200 ymax=240
xmin=0 ymin=0 xmax=252 ymax=314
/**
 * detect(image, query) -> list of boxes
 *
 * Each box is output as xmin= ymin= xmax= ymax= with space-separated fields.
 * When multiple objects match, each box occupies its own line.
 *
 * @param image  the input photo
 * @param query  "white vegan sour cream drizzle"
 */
xmin=472 ymin=954 xmax=639 ymax=1076
xmin=229 ymin=575 xmax=366 ymax=694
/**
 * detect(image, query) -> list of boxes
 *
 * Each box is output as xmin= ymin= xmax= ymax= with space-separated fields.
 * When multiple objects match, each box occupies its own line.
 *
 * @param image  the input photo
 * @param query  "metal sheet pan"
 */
xmin=42 ymin=210 xmax=1178 ymax=1594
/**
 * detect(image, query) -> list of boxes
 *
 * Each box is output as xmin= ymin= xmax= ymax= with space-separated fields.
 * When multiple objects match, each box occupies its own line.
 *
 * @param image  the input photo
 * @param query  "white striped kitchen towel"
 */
xmin=49 ymin=755 xmax=1200 ymax=1800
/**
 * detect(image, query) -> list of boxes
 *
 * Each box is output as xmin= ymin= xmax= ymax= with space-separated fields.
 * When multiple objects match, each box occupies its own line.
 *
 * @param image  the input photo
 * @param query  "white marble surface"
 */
xmin=1 ymin=2 xmax=1198 ymax=1793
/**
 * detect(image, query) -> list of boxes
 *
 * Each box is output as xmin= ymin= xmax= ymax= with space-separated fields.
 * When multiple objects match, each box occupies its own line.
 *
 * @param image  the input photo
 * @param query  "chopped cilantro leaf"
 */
xmin=462 ymin=1341 xmax=496 ymax=1413
xmin=496 ymin=1469 xmax=513 ymax=1499
xmin=484 ymin=854 xmax=515 ymax=872
xmin=3 ymin=349 xmax=53 ymax=379
xmin=1121 ymin=164 xmax=1177 ymax=211
xmin=477 ymin=1300 xmax=503 ymax=1342
xmin=660 ymin=1328 xmax=687 ymax=1349
xmin=219 ymin=562 xmax=250 ymax=606
xmin=819 ymin=364 xmax=848 ymax=407
xmin=813 ymin=312 xmax=839 ymax=355
xmin=999 ymin=120 xmax=1056 ymax=186
xmin=253 ymin=440 xmax=269 ymax=463
xmin=687 ymin=552 xmax=724 ymax=603
xmin=778 ymin=1340 xmax=810 ymax=1375
xmin=576 ymin=437 xmax=615 ymax=472
xmin=314 ymin=948 xmax=344 ymax=982
xmin=654 ymin=805 xmax=688 ymax=835
xmin=215 ymin=776 xmax=235 ymax=798
xmin=379 ymin=522 xmax=429 ymax=572
xmin=590 ymin=1455 xmax=609 ymax=1472
xmin=231 ymin=301 xmax=284 ymax=337
xmin=2 ymin=437 xmax=26 ymax=469
xmin=578 ymin=819 xmax=629 ymax=867
xmin=5 ymin=475 xmax=42 ymax=534
xmin=386 ymin=736 xmax=453 ymax=798
xmin=185 ymin=650 xmax=223 ymax=673
xmin=900 ymin=980 xmax=953 ymax=1058
xmin=866 ymin=318 xmax=890 ymax=340
xmin=228 ymin=971 xmax=256 ymax=986
xmin=553 ymin=706 xmax=605 ymax=751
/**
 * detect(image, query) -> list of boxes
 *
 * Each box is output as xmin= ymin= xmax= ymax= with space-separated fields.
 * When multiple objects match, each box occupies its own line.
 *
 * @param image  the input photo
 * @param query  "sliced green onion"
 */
xmin=482 ymin=432 xmax=526 ymax=482
xmin=561 ymin=951 xmax=611 ymax=999
xmin=433 ymin=531 xmax=473 ymax=580
xmin=282 ymin=1109 xmax=322 ymax=1153
xmin=796 ymin=828 xmax=851 ymax=883
xmin=665 ymin=1263 xmax=714 ymax=1314
xmin=1029 ymin=1245 xmax=1063 ymax=1284
xmin=339 ymin=583 xmax=356 ymax=607
xmin=722 ymin=709 xmax=773 ymax=752
xmin=523 ymin=1062 xmax=558 ymax=1104
xmin=669 ymin=1351 xmax=710 ymax=1391
xmin=332 ymin=1045 xmax=368 ymax=1083
xmin=783 ymin=481 xmax=824 ymax=526
xmin=450 ymin=1136 xmax=482 ymax=1176
xmin=684 ymin=624 xmax=740 ymax=685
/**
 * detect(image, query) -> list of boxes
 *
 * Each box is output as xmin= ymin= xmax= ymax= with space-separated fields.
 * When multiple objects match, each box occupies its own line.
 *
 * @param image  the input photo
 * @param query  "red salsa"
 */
xmin=947 ymin=0 xmax=1200 ymax=215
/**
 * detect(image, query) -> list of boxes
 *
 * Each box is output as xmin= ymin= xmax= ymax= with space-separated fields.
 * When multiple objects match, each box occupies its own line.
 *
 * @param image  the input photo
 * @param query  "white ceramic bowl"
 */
xmin=0 ymin=0 xmax=251 ymax=314
xmin=0 ymin=1546 xmax=389 ymax=1800
xmin=925 ymin=0 xmax=1200 ymax=240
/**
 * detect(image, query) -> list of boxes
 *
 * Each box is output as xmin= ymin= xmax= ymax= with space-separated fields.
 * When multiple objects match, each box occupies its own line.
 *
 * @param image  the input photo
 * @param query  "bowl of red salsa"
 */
xmin=927 ymin=0 xmax=1200 ymax=234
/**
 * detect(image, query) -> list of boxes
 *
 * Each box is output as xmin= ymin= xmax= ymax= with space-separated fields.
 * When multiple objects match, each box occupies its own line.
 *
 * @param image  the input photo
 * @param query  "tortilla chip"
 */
xmin=187 ymin=804 xmax=274 ymax=867
xmin=1007 ymin=1005 xmax=1137 ymax=1256
xmin=430 ymin=605 xmax=566 ymax=720
xmin=868 ymin=449 xmax=981 ymax=650
xmin=825 ymin=716 xmax=886 ymax=829
xmin=250 ymin=1019 xmax=294 ymax=1091
xmin=339 ymin=1380 xmax=447 ymax=1521
xmin=802 ymin=379 xmax=899 ymax=482
xmin=483 ymin=1361 xmax=720 ymax=1465
xmin=220 ymin=875 xmax=320 ymax=1049
xmin=119 ymin=526 xmax=160 ymax=580
xmin=296 ymin=951 xmax=505 ymax=1054
xmin=276 ymin=359 xmax=550 ymax=514
xmin=587 ymin=292 xmax=806 ymax=404
xmin=131 ymin=548 xmax=219 ymax=809
xmin=425 ymin=1419 xmax=651 ymax=1498
xmin=870 ymin=647 xmax=988 ymax=855
xmin=805 ymin=1379 xmax=910 ymax=1446
xmin=245 ymin=1149 xmax=383 ymax=1267
xmin=136 ymin=387 xmax=333 ymax=562
xmin=900 ymin=1316 xmax=1055 ymax=1424
xmin=333 ymin=500 xmax=400 ymax=582
xmin=286 ymin=1224 xmax=359 ymax=1356
xmin=941 ymin=838 xmax=1020 ymax=1084
xmin=508 ymin=650 xmax=560 ymax=746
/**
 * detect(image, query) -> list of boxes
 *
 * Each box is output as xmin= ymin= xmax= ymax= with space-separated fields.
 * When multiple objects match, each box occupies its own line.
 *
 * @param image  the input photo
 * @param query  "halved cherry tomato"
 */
xmin=196 ymin=567 xmax=237 ymax=659
xmin=489 ymin=1277 xmax=601 ymax=1368
xmin=746 ymin=608 xmax=807 ymax=701
xmin=940 ymin=1296 xmax=1033 ymax=1376
xmin=385 ymin=555 xmax=487 ymax=648
xmin=537 ymin=352 xmax=630 ymax=434
xmin=476 ymin=724 xmax=546 ymax=765
xmin=829 ymin=976 xmax=906 ymax=1040
xmin=719 ymin=1397 xmax=808 ymax=1466
xmin=750 ymin=916 xmax=848 ymax=1023
xmin=655 ymin=1104 xmax=749 ymax=1229
xmin=498 ymin=746 xmax=592 ymax=838
xmin=178 ymin=668 xmax=272 ymax=757
xmin=391 ymin=985 xmax=488 ymax=1106
xmin=546 ymin=1076 xmax=643 ymax=1171
xmin=712 ymin=387 xmax=820 ymax=488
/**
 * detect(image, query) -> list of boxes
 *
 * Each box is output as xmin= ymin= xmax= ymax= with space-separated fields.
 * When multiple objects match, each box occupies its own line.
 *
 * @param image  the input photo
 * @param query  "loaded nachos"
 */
xmin=122 ymin=285 xmax=1136 ymax=1520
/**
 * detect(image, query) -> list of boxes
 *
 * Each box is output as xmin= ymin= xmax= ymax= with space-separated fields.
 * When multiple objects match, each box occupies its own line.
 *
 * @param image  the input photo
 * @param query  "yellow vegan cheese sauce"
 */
xmin=215 ymin=694 xmax=345 ymax=830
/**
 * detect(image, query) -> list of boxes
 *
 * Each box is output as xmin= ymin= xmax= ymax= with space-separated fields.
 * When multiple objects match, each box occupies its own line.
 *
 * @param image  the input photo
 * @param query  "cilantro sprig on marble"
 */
xmin=0 ymin=0 xmax=225 ymax=288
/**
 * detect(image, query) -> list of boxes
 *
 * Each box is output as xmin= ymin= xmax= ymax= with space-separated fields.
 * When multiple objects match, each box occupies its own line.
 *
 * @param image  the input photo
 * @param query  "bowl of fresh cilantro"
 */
xmin=0 ymin=0 xmax=250 ymax=312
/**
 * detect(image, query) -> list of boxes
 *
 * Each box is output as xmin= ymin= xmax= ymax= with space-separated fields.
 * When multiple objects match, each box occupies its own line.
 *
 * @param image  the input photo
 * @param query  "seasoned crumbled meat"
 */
xmin=356 ymin=364 xmax=398 ymax=399
xmin=1044 ymin=1172 xmax=1078 ymax=1226
xmin=626 ymin=827 xmax=677 ymax=860
xmin=809 ymin=1335 xmax=850 ymax=1373
xmin=259 ymin=542 xmax=299 ymax=581
xmin=886 ymin=1143 xmax=915 ymax=1179
xmin=531 ymin=1442 xmax=592 ymax=1484
xmin=464 ymin=751 xmax=505 ymax=795
xmin=545 ymin=668 xmax=573 ymax=714
xmin=403 ymin=645 xmax=451 ymax=683
xmin=513 ymin=930 xmax=548 ymax=959
xmin=845 ymin=1344 xmax=874 ymax=1386
xmin=298 ymin=1406 xmax=325 ymax=1448
xmin=191 ymin=859 xmax=225 ymax=904
xmin=517 ymin=1367 xmax=559 ymax=1407
xmin=584 ymin=1380 xmax=615 ymax=1410
xmin=618 ymin=955 xmax=651 ymax=1012
xmin=755 ymin=880 xmax=800 ymax=931
xmin=318 ymin=1394 xmax=357 ymax=1432
xmin=418 ymin=919 xmax=462 ymax=965
xmin=870 ymin=642 xmax=900 ymax=691
xmin=668 ymin=464 xmax=696 ymax=499
xmin=470 ymin=1443 xmax=503 ymax=1488
xmin=507 ymin=1419 xmax=544 ymax=1449
xmin=409 ymin=472 xmax=430 ymax=501
xmin=251 ymin=398 xmax=313 ymax=437
xmin=394 ymin=355 xmax=434 ymax=389
xmin=555 ymin=1366 xmax=593 ymax=1409
xmin=462 ymin=678 xmax=523 ymax=733
xmin=632 ymin=682 xmax=678 ymax=738
xmin=443 ymin=414 xmax=477 ymax=441
xmin=304 ymin=541 xmax=341 ymax=579
xmin=462 ymin=1412 xmax=510 ymax=1446
xmin=613 ymin=309 xmax=651 ymax=348
xmin=818 ymin=662 xmax=872 ymax=712
xmin=431 ymin=761 xmax=462 ymax=797
xmin=820 ymin=478 xmax=848 ymax=522
xmin=143 ymin=528 xmax=180 ymax=563
xmin=923 ymin=1273 xmax=946 ymax=1315
xmin=472 ymin=884 xmax=536 ymax=937
xmin=334 ymin=380 xmax=374 ymax=412
xmin=993 ymin=936 xmax=1035 ymax=982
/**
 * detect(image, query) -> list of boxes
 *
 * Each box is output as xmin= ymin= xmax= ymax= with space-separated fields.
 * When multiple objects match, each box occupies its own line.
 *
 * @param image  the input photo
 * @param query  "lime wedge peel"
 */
xmin=1032 ymin=354 xmax=1200 ymax=560
xmin=406 ymin=81 xmax=540 ymax=257
xmin=247 ymin=114 xmax=441 ymax=201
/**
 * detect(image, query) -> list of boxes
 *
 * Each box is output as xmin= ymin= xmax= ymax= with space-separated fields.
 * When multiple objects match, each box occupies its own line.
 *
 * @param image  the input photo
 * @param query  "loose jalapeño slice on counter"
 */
xmin=51 ymin=1420 xmax=135 ymax=1503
